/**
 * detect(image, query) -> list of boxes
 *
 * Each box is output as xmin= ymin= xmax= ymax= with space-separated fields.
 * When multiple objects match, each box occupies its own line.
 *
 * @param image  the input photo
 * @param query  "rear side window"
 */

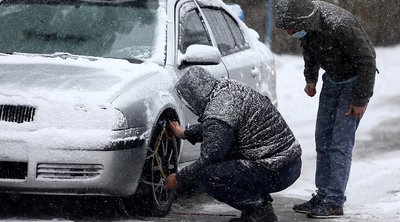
xmin=179 ymin=8 xmax=211 ymax=53
xmin=223 ymin=12 xmax=248 ymax=49
xmin=202 ymin=8 xmax=248 ymax=56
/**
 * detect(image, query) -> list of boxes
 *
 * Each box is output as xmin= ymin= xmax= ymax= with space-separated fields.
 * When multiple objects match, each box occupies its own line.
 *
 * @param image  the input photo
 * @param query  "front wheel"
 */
xmin=122 ymin=120 xmax=179 ymax=217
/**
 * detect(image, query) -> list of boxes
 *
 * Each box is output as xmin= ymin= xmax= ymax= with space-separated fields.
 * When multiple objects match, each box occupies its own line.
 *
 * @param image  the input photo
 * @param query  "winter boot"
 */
xmin=229 ymin=201 xmax=278 ymax=222
xmin=292 ymin=194 xmax=323 ymax=214
xmin=307 ymin=201 xmax=343 ymax=218
xmin=228 ymin=212 xmax=249 ymax=222
xmin=248 ymin=201 xmax=278 ymax=222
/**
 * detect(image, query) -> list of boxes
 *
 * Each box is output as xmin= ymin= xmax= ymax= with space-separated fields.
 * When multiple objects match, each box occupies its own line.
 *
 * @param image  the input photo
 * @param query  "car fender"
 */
xmin=110 ymin=68 xmax=184 ymax=136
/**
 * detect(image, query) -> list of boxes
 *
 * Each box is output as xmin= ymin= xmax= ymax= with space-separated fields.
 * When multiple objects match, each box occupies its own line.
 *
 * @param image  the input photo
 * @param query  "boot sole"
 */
xmin=307 ymin=214 xmax=343 ymax=219
xmin=293 ymin=209 xmax=308 ymax=214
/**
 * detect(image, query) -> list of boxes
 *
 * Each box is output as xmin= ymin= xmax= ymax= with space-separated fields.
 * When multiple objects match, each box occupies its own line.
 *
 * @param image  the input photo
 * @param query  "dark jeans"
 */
xmin=197 ymin=158 xmax=301 ymax=213
xmin=315 ymin=74 xmax=360 ymax=207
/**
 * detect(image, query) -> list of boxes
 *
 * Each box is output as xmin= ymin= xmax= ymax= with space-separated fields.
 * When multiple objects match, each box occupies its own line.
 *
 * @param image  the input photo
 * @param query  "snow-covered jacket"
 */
xmin=175 ymin=66 xmax=302 ymax=183
xmin=275 ymin=0 xmax=376 ymax=107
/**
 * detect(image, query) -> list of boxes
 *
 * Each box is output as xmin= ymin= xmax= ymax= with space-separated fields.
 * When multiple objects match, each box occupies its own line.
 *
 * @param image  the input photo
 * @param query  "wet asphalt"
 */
xmin=0 ymin=191 xmax=371 ymax=222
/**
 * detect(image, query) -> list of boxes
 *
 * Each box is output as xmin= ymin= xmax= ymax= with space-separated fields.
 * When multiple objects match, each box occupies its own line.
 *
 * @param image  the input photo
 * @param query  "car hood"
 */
xmin=0 ymin=55 xmax=165 ymax=148
xmin=0 ymin=54 xmax=163 ymax=104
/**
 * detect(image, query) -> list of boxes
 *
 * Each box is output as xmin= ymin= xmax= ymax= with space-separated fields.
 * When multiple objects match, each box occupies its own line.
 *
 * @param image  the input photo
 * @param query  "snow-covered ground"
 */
xmin=275 ymin=45 xmax=400 ymax=221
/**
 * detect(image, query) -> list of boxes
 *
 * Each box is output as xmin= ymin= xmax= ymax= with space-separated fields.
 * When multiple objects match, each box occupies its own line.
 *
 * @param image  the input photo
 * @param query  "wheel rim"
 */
xmin=148 ymin=126 xmax=177 ymax=208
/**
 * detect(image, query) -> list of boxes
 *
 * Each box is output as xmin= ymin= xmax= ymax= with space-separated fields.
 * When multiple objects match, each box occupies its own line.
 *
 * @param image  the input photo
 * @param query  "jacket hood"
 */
xmin=175 ymin=66 xmax=218 ymax=116
xmin=275 ymin=0 xmax=321 ymax=31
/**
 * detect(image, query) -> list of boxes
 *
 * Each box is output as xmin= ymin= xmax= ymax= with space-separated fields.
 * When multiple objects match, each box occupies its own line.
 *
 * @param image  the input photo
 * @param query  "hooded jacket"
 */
xmin=275 ymin=0 xmax=376 ymax=106
xmin=175 ymin=66 xmax=302 ymax=183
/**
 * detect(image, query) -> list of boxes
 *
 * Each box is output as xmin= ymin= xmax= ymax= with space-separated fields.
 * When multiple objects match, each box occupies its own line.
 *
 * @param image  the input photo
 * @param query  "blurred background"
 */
xmin=224 ymin=0 xmax=400 ymax=54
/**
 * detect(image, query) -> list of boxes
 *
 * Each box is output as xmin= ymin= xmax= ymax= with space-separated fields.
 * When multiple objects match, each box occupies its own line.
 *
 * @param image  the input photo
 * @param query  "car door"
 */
xmin=174 ymin=0 xmax=228 ymax=163
xmin=175 ymin=0 xmax=227 ymax=78
xmin=199 ymin=4 xmax=264 ymax=92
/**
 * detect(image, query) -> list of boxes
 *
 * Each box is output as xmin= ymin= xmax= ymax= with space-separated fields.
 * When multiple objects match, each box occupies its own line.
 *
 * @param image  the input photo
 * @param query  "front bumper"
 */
xmin=0 ymin=127 xmax=149 ymax=197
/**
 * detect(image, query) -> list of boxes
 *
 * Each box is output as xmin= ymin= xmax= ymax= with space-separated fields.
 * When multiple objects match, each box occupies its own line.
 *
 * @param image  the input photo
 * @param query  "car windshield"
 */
xmin=0 ymin=0 xmax=159 ymax=62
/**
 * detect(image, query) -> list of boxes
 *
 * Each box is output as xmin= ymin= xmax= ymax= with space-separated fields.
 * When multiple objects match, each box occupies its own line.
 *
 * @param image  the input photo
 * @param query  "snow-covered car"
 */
xmin=0 ymin=0 xmax=276 ymax=216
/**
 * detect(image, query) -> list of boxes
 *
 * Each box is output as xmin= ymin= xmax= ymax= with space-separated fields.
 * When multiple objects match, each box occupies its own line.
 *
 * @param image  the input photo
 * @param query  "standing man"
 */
xmin=164 ymin=66 xmax=302 ymax=222
xmin=275 ymin=0 xmax=377 ymax=219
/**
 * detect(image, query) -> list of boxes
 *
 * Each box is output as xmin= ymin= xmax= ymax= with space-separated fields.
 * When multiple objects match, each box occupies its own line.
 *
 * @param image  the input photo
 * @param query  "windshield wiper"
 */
xmin=44 ymin=52 xmax=97 ymax=61
xmin=125 ymin=57 xmax=144 ymax=64
xmin=13 ymin=52 xmax=99 ymax=61
xmin=3 ymin=51 xmax=143 ymax=63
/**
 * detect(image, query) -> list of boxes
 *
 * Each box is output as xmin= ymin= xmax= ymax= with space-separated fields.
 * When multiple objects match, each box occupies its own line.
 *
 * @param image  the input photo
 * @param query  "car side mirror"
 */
xmin=178 ymin=44 xmax=221 ymax=66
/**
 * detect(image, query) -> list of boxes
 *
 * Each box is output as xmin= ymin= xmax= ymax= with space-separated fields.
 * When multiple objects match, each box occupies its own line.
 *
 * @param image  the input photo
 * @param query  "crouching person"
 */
xmin=164 ymin=66 xmax=302 ymax=222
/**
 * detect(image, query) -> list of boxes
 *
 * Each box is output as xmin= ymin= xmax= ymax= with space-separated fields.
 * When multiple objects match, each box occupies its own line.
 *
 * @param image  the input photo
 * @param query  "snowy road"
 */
xmin=0 ymin=46 xmax=399 ymax=222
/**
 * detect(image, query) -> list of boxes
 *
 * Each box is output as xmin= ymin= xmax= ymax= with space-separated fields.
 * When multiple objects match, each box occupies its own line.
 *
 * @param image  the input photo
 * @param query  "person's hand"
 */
xmin=169 ymin=121 xmax=185 ymax=139
xmin=163 ymin=173 xmax=181 ymax=190
xmin=345 ymin=103 xmax=367 ymax=119
xmin=304 ymin=82 xmax=317 ymax=97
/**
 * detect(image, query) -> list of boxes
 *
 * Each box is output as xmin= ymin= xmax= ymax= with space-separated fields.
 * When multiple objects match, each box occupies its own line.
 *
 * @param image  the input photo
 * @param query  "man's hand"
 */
xmin=163 ymin=173 xmax=181 ymax=190
xmin=304 ymin=82 xmax=317 ymax=97
xmin=169 ymin=121 xmax=185 ymax=139
xmin=345 ymin=103 xmax=367 ymax=119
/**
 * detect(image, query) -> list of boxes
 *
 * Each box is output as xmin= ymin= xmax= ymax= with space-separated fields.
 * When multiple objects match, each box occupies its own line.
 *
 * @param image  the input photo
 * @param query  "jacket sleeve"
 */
xmin=176 ymin=118 xmax=234 ymax=184
xmin=184 ymin=124 xmax=204 ymax=145
xmin=301 ymin=37 xmax=320 ymax=83
xmin=338 ymin=20 xmax=376 ymax=106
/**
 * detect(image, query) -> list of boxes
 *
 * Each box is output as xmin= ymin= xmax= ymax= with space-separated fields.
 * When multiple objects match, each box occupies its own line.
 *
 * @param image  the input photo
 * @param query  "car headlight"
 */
xmin=112 ymin=109 xmax=128 ymax=130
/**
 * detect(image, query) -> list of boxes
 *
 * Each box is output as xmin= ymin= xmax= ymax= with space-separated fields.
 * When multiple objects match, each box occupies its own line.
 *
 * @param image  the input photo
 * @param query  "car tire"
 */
xmin=121 ymin=119 xmax=179 ymax=217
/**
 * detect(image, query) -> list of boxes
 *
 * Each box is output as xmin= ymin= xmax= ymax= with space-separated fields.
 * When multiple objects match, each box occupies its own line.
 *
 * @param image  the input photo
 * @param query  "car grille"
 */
xmin=0 ymin=104 xmax=36 ymax=123
xmin=36 ymin=163 xmax=103 ymax=180
xmin=0 ymin=161 xmax=28 ymax=180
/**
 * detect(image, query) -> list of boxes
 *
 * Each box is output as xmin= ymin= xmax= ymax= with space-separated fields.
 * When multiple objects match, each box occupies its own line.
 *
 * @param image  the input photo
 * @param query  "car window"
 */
xmin=222 ymin=11 xmax=249 ymax=50
xmin=202 ymin=7 xmax=248 ymax=56
xmin=201 ymin=8 xmax=235 ymax=56
xmin=179 ymin=6 xmax=211 ymax=53
xmin=0 ymin=1 xmax=158 ymax=61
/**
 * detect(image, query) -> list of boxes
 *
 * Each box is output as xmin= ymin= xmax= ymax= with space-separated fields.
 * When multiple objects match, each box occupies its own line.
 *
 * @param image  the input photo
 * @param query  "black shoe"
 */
xmin=248 ymin=201 xmax=278 ymax=222
xmin=228 ymin=212 xmax=248 ymax=222
xmin=292 ymin=194 xmax=322 ymax=214
xmin=307 ymin=202 xmax=343 ymax=219
xmin=229 ymin=202 xmax=278 ymax=222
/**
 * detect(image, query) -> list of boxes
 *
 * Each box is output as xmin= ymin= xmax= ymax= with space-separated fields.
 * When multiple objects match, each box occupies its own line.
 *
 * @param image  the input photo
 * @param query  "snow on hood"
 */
xmin=0 ymin=54 xmax=162 ymax=103
xmin=0 ymin=54 xmax=163 ymax=150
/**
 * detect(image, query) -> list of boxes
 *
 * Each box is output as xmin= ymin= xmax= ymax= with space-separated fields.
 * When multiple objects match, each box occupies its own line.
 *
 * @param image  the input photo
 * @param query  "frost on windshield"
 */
xmin=0 ymin=3 xmax=157 ymax=61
